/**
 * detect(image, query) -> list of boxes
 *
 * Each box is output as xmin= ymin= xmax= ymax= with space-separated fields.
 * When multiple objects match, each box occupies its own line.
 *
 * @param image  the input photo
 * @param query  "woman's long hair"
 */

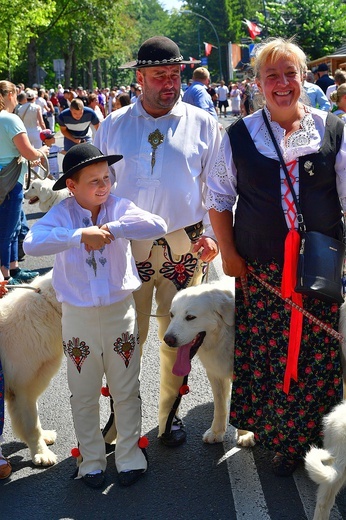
xmin=0 ymin=80 xmax=15 ymax=112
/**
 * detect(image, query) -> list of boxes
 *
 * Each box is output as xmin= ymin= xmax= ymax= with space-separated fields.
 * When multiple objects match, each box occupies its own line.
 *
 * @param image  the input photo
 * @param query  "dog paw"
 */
xmin=202 ymin=428 xmax=225 ymax=444
xmin=33 ymin=449 xmax=57 ymax=466
xmin=33 ymin=450 xmax=57 ymax=466
xmin=237 ymin=430 xmax=255 ymax=447
xmin=42 ymin=429 xmax=57 ymax=446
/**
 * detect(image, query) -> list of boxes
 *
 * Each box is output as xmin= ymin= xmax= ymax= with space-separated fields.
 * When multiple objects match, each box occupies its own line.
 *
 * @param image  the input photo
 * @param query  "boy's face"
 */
xmin=65 ymin=161 xmax=111 ymax=213
xmin=44 ymin=137 xmax=55 ymax=146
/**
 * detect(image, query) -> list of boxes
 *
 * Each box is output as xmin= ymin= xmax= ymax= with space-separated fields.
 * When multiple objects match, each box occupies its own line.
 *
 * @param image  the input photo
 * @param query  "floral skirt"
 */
xmin=230 ymin=260 xmax=343 ymax=460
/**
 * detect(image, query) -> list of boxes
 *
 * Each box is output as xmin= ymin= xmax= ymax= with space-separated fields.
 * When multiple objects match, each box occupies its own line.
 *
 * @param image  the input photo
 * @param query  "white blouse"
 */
xmin=206 ymin=106 xmax=346 ymax=227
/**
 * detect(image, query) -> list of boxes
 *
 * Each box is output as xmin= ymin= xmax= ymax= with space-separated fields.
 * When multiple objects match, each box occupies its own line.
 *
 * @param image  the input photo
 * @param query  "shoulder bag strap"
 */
xmin=262 ymin=109 xmax=306 ymax=231
xmin=18 ymin=103 xmax=30 ymax=123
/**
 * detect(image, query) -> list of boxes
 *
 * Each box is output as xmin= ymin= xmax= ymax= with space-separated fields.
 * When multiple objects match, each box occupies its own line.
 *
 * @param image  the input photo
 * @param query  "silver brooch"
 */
xmin=304 ymin=161 xmax=314 ymax=176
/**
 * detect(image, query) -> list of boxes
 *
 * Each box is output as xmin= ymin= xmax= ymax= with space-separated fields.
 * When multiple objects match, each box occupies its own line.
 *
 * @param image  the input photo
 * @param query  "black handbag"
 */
xmin=0 ymin=156 xmax=22 ymax=206
xmin=262 ymin=110 xmax=345 ymax=304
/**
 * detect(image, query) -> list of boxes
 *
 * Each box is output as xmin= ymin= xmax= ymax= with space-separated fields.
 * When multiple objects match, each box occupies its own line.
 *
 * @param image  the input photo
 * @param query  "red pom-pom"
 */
xmin=71 ymin=447 xmax=80 ymax=458
xmin=138 ymin=436 xmax=149 ymax=449
xmin=101 ymin=386 xmax=110 ymax=397
xmin=179 ymin=384 xmax=190 ymax=395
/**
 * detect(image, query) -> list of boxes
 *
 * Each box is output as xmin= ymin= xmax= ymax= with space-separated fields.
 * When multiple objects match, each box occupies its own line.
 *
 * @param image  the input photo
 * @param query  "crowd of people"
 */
xmin=1 ymin=36 xmax=346 ymax=496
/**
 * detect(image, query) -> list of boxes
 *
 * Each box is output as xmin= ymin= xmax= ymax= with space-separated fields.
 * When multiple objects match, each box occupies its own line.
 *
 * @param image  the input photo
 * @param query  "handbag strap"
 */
xmin=18 ymin=103 xmax=30 ymax=123
xmin=262 ymin=109 xmax=306 ymax=231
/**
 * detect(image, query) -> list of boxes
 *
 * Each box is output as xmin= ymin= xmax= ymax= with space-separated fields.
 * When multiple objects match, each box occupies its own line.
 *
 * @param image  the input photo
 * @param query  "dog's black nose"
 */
xmin=164 ymin=334 xmax=176 ymax=347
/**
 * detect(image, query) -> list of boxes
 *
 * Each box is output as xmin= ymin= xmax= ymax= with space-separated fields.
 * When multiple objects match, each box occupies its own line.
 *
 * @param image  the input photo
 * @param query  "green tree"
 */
xmin=257 ymin=0 xmax=346 ymax=60
xmin=0 ymin=0 xmax=55 ymax=81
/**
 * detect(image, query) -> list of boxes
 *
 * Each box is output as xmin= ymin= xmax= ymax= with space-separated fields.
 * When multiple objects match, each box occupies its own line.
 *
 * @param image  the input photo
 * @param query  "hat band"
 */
xmin=137 ymin=55 xmax=184 ymax=66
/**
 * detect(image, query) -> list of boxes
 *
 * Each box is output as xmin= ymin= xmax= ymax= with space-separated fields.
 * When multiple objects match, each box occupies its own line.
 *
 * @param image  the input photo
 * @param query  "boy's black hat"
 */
xmin=53 ymin=143 xmax=122 ymax=191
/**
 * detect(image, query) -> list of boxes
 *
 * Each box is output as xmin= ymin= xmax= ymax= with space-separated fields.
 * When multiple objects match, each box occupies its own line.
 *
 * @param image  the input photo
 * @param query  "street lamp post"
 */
xmin=182 ymin=9 xmax=223 ymax=81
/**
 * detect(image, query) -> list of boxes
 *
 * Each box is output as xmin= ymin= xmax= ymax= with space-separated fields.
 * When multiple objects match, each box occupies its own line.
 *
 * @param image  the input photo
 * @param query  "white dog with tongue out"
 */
xmin=164 ymin=282 xmax=255 ymax=446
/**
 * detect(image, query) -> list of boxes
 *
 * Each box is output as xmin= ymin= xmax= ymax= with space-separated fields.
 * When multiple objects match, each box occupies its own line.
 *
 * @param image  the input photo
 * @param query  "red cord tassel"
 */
xmin=281 ymin=230 xmax=303 ymax=394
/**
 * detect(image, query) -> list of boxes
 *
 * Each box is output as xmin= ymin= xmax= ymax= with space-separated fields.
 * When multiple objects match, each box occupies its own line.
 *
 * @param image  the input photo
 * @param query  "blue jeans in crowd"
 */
xmin=0 ymin=182 xmax=23 ymax=270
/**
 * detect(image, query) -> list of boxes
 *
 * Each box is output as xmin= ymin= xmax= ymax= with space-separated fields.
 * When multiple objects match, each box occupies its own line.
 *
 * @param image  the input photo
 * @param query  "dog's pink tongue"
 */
xmin=173 ymin=342 xmax=193 ymax=376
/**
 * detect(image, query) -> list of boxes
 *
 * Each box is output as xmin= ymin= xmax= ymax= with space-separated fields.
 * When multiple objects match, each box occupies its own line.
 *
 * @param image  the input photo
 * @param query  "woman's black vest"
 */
xmin=227 ymin=113 xmax=344 ymax=266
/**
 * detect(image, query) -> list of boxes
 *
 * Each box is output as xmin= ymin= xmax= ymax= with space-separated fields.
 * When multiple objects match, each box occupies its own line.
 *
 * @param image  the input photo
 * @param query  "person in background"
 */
xmin=315 ymin=63 xmax=335 ymax=94
xmin=216 ymin=80 xmax=229 ymax=117
xmin=326 ymin=69 xmax=346 ymax=110
xmin=76 ymin=86 xmax=88 ymax=106
xmin=94 ymin=36 xmax=220 ymax=448
xmin=330 ymin=84 xmax=346 ymax=123
xmin=206 ymin=38 xmax=345 ymax=477
xmin=229 ymin=83 xmax=242 ymax=116
xmin=17 ymin=89 xmax=45 ymax=149
xmin=114 ymin=93 xmax=131 ymax=110
xmin=39 ymin=129 xmax=63 ymax=180
xmin=36 ymin=89 xmax=50 ymax=129
xmin=58 ymin=98 xmax=100 ymax=152
xmin=0 ymin=80 xmax=48 ymax=285
xmin=302 ymin=69 xmax=330 ymax=111
xmin=182 ymin=67 xmax=218 ymax=120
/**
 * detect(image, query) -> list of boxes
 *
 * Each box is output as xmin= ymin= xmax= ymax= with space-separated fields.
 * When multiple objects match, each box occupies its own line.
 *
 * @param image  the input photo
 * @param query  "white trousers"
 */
xmin=62 ymin=296 xmax=147 ymax=476
xmin=134 ymin=244 xmax=205 ymax=435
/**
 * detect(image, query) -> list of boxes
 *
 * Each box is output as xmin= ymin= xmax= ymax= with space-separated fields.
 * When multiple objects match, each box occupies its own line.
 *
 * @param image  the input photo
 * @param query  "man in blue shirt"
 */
xmin=58 ymin=98 xmax=100 ymax=151
xmin=182 ymin=67 xmax=218 ymax=120
xmin=303 ymin=70 xmax=330 ymax=111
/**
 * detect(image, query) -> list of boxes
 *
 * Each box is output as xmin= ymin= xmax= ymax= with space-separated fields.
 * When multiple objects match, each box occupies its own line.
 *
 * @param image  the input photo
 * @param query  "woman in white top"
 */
xmin=17 ymin=89 xmax=45 ymax=149
xmin=206 ymin=38 xmax=346 ymax=478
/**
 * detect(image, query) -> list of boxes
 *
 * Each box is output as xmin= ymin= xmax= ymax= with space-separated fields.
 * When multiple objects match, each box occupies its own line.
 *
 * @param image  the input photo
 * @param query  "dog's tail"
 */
xmin=305 ymin=447 xmax=340 ymax=485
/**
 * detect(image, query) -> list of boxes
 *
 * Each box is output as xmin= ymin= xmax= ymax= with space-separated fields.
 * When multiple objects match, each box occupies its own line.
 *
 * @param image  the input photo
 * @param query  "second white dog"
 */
xmin=24 ymin=178 xmax=70 ymax=213
xmin=164 ymin=282 xmax=255 ymax=447
xmin=305 ymin=400 xmax=346 ymax=520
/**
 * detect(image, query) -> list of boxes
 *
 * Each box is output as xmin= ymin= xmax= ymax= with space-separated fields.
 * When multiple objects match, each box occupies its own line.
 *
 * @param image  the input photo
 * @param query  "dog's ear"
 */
xmin=214 ymin=291 xmax=235 ymax=327
xmin=39 ymin=185 xmax=50 ymax=201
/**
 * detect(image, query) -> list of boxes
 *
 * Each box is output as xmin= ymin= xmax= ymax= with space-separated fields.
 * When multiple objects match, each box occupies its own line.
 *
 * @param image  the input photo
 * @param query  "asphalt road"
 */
xmin=1 ymin=114 xmax=346 ymax=519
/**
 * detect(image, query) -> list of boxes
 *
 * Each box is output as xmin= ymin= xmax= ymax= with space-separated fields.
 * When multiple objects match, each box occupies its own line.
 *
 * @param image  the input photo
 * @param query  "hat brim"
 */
xmin=119 ymin=59 xmax=201 ymax=69
xmin=53 ymin=154 xmax=123 ymax=191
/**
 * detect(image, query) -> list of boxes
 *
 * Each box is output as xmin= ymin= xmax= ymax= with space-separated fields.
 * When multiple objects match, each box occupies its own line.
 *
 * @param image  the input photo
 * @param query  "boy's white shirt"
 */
xmin=24 ymin=194 xmax=167 ymax=307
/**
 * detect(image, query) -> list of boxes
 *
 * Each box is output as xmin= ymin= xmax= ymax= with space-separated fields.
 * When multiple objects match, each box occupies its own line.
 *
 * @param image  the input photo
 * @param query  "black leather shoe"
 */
xmin=82 ymin=471 xmax=105 ymax=488
xmin=118 ymin=469 xmax=146 ymax=487
xmin=160 ymin=417 xmax=187 ymax=447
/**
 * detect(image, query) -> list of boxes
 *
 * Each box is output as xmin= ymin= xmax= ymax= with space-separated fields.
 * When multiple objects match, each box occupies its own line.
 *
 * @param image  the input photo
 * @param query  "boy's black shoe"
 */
xmin=82 ymin=471 xmax=105 ymax=488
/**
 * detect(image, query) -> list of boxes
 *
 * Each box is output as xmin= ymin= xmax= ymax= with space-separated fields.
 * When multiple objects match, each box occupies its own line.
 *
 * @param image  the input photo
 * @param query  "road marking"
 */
xmin=222 ymin=426 xmax=271 ymax=519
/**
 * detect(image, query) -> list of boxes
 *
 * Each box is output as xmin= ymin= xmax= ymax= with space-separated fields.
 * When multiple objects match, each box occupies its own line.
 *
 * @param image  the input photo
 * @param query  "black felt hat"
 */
xmin=119 ymin=36 xmax=200 ymax=69
xmin=53 ymin=143 xmax=122 ymax=191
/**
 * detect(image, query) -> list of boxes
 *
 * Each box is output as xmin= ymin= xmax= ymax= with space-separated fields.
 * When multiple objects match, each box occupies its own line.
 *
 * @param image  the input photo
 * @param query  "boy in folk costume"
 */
xmin=24 ymin=143 xmax=167 ymax=488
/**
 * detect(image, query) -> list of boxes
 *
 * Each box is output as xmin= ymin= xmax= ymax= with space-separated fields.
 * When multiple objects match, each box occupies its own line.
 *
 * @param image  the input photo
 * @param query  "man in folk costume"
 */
xmin=94 ymin=36 xmax=221 ymax=447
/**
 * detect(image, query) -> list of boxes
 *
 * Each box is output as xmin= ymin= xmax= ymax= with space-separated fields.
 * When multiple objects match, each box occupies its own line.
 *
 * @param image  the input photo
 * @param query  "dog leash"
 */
xmin=241 ymin=273 xmax=344 ymax=343
xmin=6 ymin=284 xmax=41 ymax=292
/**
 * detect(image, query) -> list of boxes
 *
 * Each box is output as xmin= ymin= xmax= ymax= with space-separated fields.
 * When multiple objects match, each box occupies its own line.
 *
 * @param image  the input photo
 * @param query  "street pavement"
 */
xmin=1 ymin=114 xmax=346 ymax=519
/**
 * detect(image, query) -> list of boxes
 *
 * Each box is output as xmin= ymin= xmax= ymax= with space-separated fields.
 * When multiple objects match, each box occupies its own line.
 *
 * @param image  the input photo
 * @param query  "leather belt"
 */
xmin=153 ymin=221 xmax=203 ymax=246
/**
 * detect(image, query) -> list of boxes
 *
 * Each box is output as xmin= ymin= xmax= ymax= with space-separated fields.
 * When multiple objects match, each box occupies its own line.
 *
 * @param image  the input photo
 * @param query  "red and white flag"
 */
xmin=243 ymin=19 xmax=262 ymax=40
xmin=189 ymin=57 xmax=197 ymax=69
xmin=204 ymin=42 xmax=216 ymax=57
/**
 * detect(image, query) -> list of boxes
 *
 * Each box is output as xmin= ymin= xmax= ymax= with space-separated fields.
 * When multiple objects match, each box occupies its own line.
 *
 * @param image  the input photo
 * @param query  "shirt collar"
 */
xmin=132 ymin=94 xmax=184 ymax=120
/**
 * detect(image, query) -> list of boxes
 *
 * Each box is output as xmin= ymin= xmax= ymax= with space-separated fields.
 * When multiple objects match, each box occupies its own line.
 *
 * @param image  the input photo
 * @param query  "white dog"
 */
xmin=24 ymin=178 xmax=70 ymax=213
xmin=304 ymin=303 xmax=346 ymax=520
xmin=1 ymin=272 xmax=63 ymax=466
xmin=305 ymin=401 xmax=346 ymax=520
xmin=163 ymin=282 xmax=255 ymax=447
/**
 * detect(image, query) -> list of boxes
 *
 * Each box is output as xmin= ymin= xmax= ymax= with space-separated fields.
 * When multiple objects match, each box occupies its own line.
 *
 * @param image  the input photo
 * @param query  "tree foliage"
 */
xmin=257 ymin=0 xmax=346 ymax=60
xmin=0 ymin=0 xmax=345 ymax=87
